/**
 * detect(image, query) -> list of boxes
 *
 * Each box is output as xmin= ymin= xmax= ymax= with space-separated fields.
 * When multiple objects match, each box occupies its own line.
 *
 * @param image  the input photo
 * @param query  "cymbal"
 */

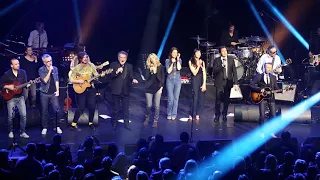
xmin=190 ymin=36 xmax=206 ymax=40
xmin=238 ymin=38 xmax=248 ymax=44
xmin=200 ymin=41 xmax=216 ymax=47
xmin=248 ymin=36 xmax=266 ymax=42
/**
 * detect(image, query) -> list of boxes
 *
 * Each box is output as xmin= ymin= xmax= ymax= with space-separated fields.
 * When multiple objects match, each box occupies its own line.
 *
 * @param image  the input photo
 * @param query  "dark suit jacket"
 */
xmin=212 ymin=55 xmax=238 ymax=88
xmin=249 ymin=73 xmax=280 ymax=93
xmin=110 ymin=62 xmax=134 ymax=96
xmin=145 ymin=65 xmax=165 ymax=91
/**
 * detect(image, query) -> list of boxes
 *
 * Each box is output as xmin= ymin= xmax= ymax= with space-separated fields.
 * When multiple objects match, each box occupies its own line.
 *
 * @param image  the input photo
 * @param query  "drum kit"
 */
xmin=190 ymin=35 xmax=269 ymax=82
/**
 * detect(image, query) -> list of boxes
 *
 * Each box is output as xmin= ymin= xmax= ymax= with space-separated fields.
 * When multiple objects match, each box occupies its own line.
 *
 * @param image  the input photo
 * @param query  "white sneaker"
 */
xmin=20 ymin=132 xmax=29 ymax=138
xmin=41 ymin=129 xmax=47 ymax=135
xmin=54 ymin=127 xmax=62 ymax=134
xmin=8 ymin=132 xmax=14 ymax=138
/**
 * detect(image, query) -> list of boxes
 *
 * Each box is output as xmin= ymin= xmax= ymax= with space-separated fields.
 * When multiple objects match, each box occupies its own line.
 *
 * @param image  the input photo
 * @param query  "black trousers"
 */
xmin=215 ymin=80 xmax=233 ymax=117
xmin=190 ymin=79 xmax=205 ymax=117
xmin=112 ymin=94 xmax=129 ymax=124
xmin=73 ymin=88 xmax=96 ymax=123
xmin=259 ymin=99 xmax=276 ymax=124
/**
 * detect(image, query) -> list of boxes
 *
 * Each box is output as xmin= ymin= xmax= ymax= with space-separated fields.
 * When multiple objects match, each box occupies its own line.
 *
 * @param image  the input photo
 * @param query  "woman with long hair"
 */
xmin=188 ymin=49 xmax=206 ymax=122
xmin=144 ymin=53 xmax=165 ymax=128
xmin=165 ymin=47 xmax=182 ymax=120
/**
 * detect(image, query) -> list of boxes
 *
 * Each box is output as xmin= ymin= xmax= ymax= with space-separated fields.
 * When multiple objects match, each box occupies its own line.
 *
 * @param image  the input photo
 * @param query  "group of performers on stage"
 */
xmin=1 ymin=22 xmax=316 ymax=139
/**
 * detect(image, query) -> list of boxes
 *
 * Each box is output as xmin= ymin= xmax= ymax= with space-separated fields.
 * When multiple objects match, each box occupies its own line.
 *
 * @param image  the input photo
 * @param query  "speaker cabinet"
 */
xmin=234 ymin=105 xmax=260 ymax=122
xmin=67 ymin=108 xmax=99 ymax=125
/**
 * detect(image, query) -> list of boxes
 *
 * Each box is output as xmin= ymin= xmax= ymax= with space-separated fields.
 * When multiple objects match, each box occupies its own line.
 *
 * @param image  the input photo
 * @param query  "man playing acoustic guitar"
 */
xmin=0 ymin=59 xmax=30 ymax=138
xmin=250 ymin=63 xmax=280 ymax=138
xmin=69 ymin=52 xmax=106 ymax=131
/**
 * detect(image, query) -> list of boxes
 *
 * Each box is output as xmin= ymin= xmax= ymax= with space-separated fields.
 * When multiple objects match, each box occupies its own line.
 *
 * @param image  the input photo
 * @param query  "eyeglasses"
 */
xmin=45 ymin=60 xmax=52 ymax=63
xmin=271 ymin=51 xmax=277 ymax=54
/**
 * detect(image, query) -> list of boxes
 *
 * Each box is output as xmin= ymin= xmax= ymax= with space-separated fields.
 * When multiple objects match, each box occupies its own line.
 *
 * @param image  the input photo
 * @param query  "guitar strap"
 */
xmin=271 ymin=57 xmax=275 ymax=70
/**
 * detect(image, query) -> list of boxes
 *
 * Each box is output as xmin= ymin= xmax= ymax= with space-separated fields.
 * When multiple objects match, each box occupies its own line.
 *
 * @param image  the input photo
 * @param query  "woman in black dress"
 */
xmin=188 ymin=49 xmax=206 ymax=122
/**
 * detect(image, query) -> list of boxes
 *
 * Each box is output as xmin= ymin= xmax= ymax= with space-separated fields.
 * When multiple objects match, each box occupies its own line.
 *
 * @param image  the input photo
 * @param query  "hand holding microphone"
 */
xmin=116 ymin=66 xmax=123 ymax=74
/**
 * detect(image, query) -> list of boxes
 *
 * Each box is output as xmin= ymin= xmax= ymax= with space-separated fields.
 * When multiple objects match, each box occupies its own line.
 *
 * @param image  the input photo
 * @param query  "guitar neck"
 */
xmin=15 ymin=82 xmax=31 ymax=89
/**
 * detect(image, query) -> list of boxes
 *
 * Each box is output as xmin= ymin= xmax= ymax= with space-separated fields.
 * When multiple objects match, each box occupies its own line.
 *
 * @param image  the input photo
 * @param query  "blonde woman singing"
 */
xmin=143 ymin=53 xmax=165 ymax=128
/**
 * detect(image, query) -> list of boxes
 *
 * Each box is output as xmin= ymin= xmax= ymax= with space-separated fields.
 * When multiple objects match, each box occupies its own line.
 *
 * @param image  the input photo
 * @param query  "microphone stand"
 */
xmin=261 ymin=10 xmax=279 ymax=45
xmin=55 ymin=106 xmax=59 ymax=133
xmin=8 ymin=107 xmax=26 ymax=156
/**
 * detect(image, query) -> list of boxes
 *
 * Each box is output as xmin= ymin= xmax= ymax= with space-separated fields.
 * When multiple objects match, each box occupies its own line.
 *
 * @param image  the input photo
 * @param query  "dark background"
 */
xmin=0 ymin=0 xmax=319 ymax=74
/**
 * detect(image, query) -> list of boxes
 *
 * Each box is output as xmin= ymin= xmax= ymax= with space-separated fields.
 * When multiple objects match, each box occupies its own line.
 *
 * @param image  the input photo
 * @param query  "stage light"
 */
xmin=157 ymin=0 xmax=182 ymax=59
xmin=0 ymin=0 xmax=27 ymax=17
xmin=248 ymin=0 xmax=285 ymax=63
xmin=195 ymin=91 xmax=320 ymax=176
xmin=72 ymin=0 xmax=82 ymax=42
xmin=264 ymin=0 xmax=309 ymax=50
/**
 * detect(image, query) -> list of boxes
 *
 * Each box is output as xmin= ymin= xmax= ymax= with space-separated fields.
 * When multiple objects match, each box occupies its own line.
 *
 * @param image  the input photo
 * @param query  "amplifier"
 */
xmin=275 ymin=82 xmax=297 ymax=102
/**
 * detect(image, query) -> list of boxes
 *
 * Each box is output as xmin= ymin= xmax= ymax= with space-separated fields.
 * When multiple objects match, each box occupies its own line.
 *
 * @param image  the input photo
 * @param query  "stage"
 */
xmin=0 ymin=84 xmax=319 ymax=158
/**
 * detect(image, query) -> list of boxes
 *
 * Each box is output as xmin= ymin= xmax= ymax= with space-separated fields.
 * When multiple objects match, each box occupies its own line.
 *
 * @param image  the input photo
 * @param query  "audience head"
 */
xmin=136 ymin=171 xmax=149 ymax=180
xmin=307 ymin=165 xmax=318 ymax=180
xmin=107 ymin=143 xmax=118 ymax=159
xmin=111 ymin=176 xmax=122 ymax=180
xmin=212 ymin=171 xmax=223 ymax=180
xmin=0 ymin=149 xmax=9 ymax=167
xmin=162 ymin=169 xmax=176 ymax=180
xmin=138 ymin=147 xmax=148 ymax=159
xmin=294 ymin=159 xmax=307 ymax=174
xmin=112 ymin=152 xmax=128 ymax=174
xmin=293 ymin=173 xmax=306 ymax=180
xmin=281 ymin=131 xmax=291 ymax=141
xmin=73 ymin=165 xmax=84 ymax=179
xmin=186 ymin=148 xmax=197 ymax=161
xmin=315 ymin=152 xmax=320 ymax=166
xmin=83 ymin=136 xmax=94 ymax=149
xmin=93 ymin=146 xmax=104 ymax=158
xmin=264 ymin=154 xmax=277 ymax=171
xmin=56 ymin=151 xmax=68 ymax=166
xmin=101 ymin=156 xmax=113 ymax=170
xmin=234 ymin=156 xmax=246 ymax=171
xmin=185 ymin=173 xmax=198 ymax=180
xmin=180 ymin=132 xmax=190 ymax=143
xmin=26 ymin=143 xmax=37 ymax=157
xmin=43 ymin=163 xmax=55 ymax=177
xmin=284 ymin=151 xmax=295 ymax=165
xmin=136 ymin=138 xmax=148 ymax=152
xmin=258 ymin=151 xmax=267 ymax=169
xmin=155 ymin=134 xmax=164 ymax=144
xmin=127 ymin=165 xmax=139 ymax=180
xmin=48 ymin=170 xmax=61 ymax=180
xmin=159 ymin=157 xmax=171 ymax=170
xmin=238 ymin=174 xmax=249 ymax=180
xmin=184 ymin=159 xmax=198 ymax=174
xmin=83 ymin=173 xmax=96 ymax=180
xmin=53 ymin=134 xmax=62 ymax=145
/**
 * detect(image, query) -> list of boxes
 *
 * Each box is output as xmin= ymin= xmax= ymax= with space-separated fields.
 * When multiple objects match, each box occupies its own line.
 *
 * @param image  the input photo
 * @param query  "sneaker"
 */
xmin=20 ymin=132 xmax=29 ymax=138
xmin=54 ymin=127 xmax=62 ymax=134
xmin=8 ymin=132 xmax=14 ymax=138
xmin=41 ymin=128 xmax=47 ymax=135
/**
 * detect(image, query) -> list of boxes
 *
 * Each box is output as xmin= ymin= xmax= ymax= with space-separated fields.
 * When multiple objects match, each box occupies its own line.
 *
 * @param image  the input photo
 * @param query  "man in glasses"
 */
xmin=256 ymin=45 xmax=282 ymax=76
xmin=38 ymin=54 xmax=62 ymax=135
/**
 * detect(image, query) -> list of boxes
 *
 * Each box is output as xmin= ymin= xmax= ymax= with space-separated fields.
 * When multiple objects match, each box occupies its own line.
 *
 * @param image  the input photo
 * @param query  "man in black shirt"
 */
xmin=220 ymin=23 xmax=239 ymax=47
xmin=38 ymin=54 xmax=62 ymax=135
xmin=0 ymin=59 xmax=29 ymax=138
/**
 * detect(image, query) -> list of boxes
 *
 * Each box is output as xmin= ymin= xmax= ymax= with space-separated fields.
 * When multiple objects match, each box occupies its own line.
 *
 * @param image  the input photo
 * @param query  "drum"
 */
xmin=237 ymin=47 xmax=252 ymax=59
xmin=234 ymin=58 xmax=244 ymax=80
xmin=208 ymin=49 xmax=221 ymax=67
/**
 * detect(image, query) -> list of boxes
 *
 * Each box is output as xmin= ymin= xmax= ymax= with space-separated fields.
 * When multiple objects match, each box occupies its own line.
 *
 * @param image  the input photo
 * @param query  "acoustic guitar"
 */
xmin=251 ymin=84 xmax=293 ymax=104
xmin=1 ymin=77 xmax=41 ymax=101
xmin=73 ymin=69 xmax=113 ymax=94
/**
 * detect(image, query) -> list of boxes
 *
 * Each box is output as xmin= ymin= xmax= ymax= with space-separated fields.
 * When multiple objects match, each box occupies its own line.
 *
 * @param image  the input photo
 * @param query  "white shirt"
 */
xmin=221 ymin=56 xmax=228 ymax=77
xmin=256 ymin=54 xmax=282 ymax=75
xmin=264 ymin=73 xmax=270 ymax=85
xmin=28 ymin=30 xmax=48 ymax=48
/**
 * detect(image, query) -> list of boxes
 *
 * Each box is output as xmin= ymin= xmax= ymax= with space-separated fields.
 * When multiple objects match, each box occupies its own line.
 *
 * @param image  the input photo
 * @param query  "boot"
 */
xmin=143 ymin=114 xmax=150 ymax=126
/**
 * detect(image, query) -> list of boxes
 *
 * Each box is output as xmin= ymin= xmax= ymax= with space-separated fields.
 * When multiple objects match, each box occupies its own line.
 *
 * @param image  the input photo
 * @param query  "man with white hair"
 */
xmin=38 ymin=54 xmax=62 ymax=135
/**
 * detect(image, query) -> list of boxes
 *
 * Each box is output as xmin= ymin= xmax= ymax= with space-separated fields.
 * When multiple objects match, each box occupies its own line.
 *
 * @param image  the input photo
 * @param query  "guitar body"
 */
xmin=73 ymin=75 xmax=92 ymax=94
xmin=1 ymin=82 xmax=23 ymax=101
xmin=251 ymin=87 xmax=272 ymax=104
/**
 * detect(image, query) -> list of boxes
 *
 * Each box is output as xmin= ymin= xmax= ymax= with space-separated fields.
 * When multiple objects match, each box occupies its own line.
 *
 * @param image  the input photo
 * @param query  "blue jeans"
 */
xmin=40 ymin=93 xmax=60 ymax=128
xmin=166 ymin=77 xmax=181 ymax=119
xmin=145 ymin=89 xmax=162 ymax=121
xmin=7 ymin=96 xmax=27 ymax=132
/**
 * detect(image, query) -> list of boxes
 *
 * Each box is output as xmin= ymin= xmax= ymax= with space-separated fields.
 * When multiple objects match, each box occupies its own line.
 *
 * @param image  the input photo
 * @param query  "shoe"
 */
xmin=222 ymin=116 xmax=227 ymax=122
xmin=54 ymin=127 xmax=62 ymax=134
xmin=70 ymin=125 xmax=81 ymax=131
xmin=167 ymin=117 xmax=172 ymax=120
xmin=152 ymin=121 xmax=158 ymax=128
xmin=89 ymin=124 xmax=96 ymax=131
xmin=41 ymin=128 xmax=47 ymax=135
xmin=8 ymin=132 xmax=14 ymax=138
xmin=196 ymin=115 xmax=200 ymax=121
xmin=214 ymin=116 xmax=220 ymax=122
xmin=171 ymin=117 xmax=176 ymax=121
xmin=124 ymin=123 xmax=132 ymax=131
xmin=20 ymin=132 xmax=29 ymax=138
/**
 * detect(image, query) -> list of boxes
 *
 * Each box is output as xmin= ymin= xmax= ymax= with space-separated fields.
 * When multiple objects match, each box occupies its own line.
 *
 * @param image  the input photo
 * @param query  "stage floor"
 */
xmin=0 ymin=86 xmax=319 ymax=157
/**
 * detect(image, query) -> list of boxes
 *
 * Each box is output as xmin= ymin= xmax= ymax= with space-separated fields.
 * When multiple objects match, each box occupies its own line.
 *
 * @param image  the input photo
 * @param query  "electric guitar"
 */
xmin=1 ymin=77 xmax=41 ymax=101
xmin=251 ymin=84 xmax=293 ymax=104
xmin=73 ymin=69 xmax=113 ymax=94
xmin=273 ymin=58 xmax=292 ymax=75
